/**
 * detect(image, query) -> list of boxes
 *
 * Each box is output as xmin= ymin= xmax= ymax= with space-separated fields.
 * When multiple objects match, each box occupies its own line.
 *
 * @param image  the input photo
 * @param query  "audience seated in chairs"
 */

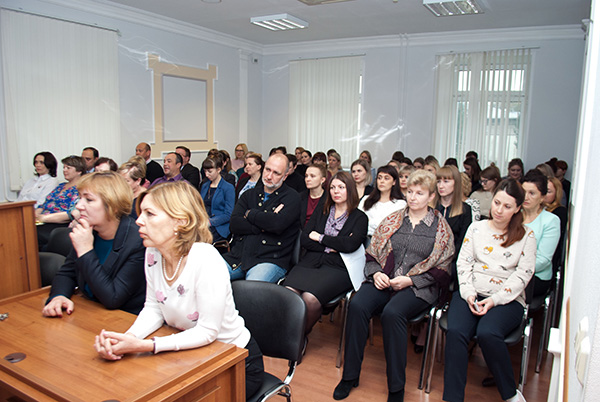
xmin=334 ymin=170 xmax=454 ymax=402
xmin=17 ymin=151 xmax=59 ymax=208
xmin=93 ymin=181 xmax=264 ymax=398
xmin=36 ymin=155 xmax=86 ymax=251
xmin=443 ymin=178 xmax=535 ymax=402
xmin=283 ymin=171 xmax=368 ymax=338
xmin=200 ymin=155 xmax=235 ymax=242
xmin=42 ymin=171 xmax=146 ymax=317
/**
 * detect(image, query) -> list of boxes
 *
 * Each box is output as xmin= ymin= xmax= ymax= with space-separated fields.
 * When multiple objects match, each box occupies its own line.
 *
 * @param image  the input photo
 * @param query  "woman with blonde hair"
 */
xmin=328 ymin=151 xmax=343 ymax=176
xmin=94 ymin=181 xmax=264 ymax=398
xmin=232 ymin=143 xmax=248 ymax=174
xmin=544 ymin=177 xmax=568 ymax=269
xmin=43 ymin=171 xmax=146 ymax=316
xmin=459 ymin=172 xmax=481 ymax=222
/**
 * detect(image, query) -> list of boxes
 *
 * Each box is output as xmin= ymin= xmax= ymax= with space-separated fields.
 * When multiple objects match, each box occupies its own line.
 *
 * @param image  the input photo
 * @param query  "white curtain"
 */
xmin=1 ymin=9 xmax=120 ymax=191
xmin=289 ymin=56 xmax=363 ymax=168
xmin=432 ymin=49 xmax=532 ymax=173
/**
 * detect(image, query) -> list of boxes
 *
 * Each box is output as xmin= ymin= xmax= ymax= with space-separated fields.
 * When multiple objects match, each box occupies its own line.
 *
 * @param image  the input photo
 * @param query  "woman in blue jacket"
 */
xmin=201 ymin=155 xmax=235 ymax=242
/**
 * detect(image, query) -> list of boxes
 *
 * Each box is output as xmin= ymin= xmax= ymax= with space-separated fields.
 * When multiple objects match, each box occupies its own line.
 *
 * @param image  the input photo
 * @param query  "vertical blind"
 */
xmin=289 ymin=56 xmax=363 ymax=167
xmin=1 ymin=9 xmax=120 ymax=191
xmin=432 ymin=48 xmax=532 ymax=173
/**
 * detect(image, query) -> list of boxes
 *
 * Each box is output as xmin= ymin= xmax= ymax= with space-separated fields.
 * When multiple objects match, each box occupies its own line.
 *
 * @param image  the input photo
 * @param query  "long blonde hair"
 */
xmin=137 ymin=181 xmax=212 ymax=257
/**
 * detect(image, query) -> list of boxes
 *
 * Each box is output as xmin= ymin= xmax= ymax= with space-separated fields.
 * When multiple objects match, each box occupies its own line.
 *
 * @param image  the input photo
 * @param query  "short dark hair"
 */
xmin=34 ymin=151 xmax=58 ymax=177
xmin=94 ymin=157 xmax=118 ymax=171
xmin=508 ymin=158 xmax=524 ymax=170
xmin=168 ymin=152 xmax=183 ymax=165
xmin=83 ymin=147 xmax=99 ymax=158
xmin=62 ymin=155 xmax=86 ymax=173
xmin=466 ymin=150 xmax=478 ymax=160
xmin=392 ymin=151 xmax=405 ymax=162
xmin=302 ymin=150 xmax=312 ymax=158
xmin=286 ymin=154 xmax=297 ymax=166
xmin=523 ymin=169 xmax=548 ymax=195
xmin=444 ymin=158 xmax=458 ymax=167
xmin=313 ymin=152 xmax=327 ymax=164
xmin=176 ymin=146 xmax=191 ymax=158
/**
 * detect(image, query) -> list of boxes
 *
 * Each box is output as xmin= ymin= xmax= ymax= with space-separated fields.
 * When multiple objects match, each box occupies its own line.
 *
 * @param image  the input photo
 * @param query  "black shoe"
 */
xmin=481 ymin=376 xmax=495 ymax=387
xmin=388 ymin=389 xmax=404 ymax=402
xmin=413 ymin=344 xmax=424 ymax=354
xmin=410 ymin=334 xmax=418 ymax=344
xmin=333 ymin=378 xmax=359 ymax=400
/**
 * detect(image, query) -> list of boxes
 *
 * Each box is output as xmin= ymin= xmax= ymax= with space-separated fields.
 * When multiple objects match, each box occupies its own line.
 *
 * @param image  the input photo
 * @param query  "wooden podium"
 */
xmin=0 ymin=289 xmax=247 ymax=401
xmin=0 ymin=201 xmax=40 ymax=299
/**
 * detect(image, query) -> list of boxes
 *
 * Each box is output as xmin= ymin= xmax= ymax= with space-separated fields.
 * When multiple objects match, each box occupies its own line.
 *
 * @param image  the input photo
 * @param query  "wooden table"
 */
xmin=0 ymin=289 xmax=247 ymax=402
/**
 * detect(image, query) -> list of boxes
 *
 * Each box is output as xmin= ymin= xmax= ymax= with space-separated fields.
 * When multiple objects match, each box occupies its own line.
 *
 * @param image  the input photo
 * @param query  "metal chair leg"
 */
xmin=336 ymin=292 xmax=352 ymax=368
xmin=536 ymin=292 xmax=553 ymax=373
xmin=418 ymin=307 xmax=436 ymax=390
xmin=425 ymin=308 xmax=442 ymax=393
xmin=519 ymin=318 xmax=533 ymax=392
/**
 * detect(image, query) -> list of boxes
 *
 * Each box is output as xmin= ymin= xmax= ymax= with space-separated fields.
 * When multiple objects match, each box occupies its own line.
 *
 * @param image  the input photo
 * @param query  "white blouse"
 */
xmin=127 ymin=243 xmax=250 ymax=353
xmin=358 ymin=198 xmax=407 ymax=236
xmin=17 ymin=174 xmax=59 ymax=207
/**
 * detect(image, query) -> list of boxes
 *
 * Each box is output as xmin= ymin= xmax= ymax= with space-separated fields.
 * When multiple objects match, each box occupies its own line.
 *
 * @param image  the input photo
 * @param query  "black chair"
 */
xmin=46 ymin=227 xmax=72 ymax=257
xmin=39 ymin=252 xmax=66 ymax=287
xmin=423 ymin=280 xmax=535 ymax=394
xmin=232 ymin=281 xmax=306 ymax=402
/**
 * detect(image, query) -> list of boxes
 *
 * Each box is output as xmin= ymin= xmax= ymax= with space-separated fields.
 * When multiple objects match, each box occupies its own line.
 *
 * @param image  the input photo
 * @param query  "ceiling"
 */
xmin=101 ymin=0 xmax=591 ymax=45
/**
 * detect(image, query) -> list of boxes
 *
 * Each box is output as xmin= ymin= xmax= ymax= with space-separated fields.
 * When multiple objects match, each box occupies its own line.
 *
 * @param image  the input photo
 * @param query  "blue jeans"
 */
xmin=226 ymin=261 xmax=286 ymax=283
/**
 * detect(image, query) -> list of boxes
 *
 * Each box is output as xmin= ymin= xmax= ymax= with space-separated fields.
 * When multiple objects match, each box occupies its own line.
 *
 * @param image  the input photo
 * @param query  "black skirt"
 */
xmin=283 ymin=262 xmax=352 ymax=305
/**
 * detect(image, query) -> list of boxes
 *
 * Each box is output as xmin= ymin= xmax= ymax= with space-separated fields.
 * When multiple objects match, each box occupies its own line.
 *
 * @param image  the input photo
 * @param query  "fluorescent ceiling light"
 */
xmin=297 ymin=0 xmax=354 ymax=5
xmin=251 ymin=14 xmax=308 ymax=31
xmin=423 ymin=0 xmax=483 ymax=17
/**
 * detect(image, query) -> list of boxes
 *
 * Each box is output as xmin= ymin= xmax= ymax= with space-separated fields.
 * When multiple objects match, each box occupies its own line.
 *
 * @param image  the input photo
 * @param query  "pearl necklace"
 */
xmin=163 ymin=255 xmax=184 ymax=282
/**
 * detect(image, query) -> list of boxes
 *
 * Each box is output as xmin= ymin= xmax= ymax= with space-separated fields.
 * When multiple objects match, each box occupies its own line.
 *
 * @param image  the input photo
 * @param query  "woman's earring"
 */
xmin=174 ymin=228 xmax=179 ymax=236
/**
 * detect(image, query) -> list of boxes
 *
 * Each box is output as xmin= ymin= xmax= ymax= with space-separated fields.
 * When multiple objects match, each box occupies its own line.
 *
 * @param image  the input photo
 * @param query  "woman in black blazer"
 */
xmin=283 ymin=171 xmax=368 ymax=336
xmin=43 ymin=172 xmax=146 ymax=316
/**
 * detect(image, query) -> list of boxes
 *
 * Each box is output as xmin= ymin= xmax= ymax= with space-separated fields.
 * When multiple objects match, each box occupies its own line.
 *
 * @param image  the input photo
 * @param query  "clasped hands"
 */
xmin=373 ymin=272 xmax=412 ymax=291
xmin=467 ymin=295 xmax=495 ymax=316
xmin=94 ymin=330 xmax=153 ymax=361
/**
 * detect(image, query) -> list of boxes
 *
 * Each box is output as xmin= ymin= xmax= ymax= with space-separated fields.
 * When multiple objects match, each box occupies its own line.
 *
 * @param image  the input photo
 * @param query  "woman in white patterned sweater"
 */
xmin=94 ymin=181 xmax=264 ymax=399
xmin=443 ymin=178 xmax=536 ymax=402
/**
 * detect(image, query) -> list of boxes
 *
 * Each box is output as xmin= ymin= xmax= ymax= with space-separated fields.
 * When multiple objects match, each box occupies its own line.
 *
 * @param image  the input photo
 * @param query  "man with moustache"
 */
xmin=149 ymin=152 xmax=186 ymax=187
xmin=222 ymin=153 xmax=300 ymax=283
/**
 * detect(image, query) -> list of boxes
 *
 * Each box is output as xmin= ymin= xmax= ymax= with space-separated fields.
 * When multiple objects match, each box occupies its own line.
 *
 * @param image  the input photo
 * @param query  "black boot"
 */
xmin=387 ymin=389 xmax=404 ymax=402
xmin=333 ymin=378 xmax=359 ymax=400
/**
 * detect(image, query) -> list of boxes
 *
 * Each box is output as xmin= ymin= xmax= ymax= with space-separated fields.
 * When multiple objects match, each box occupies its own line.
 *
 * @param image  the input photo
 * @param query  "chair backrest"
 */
xmin=39 ymin=251 xmax=66 ymax=287
xmin=232 ymin=281 xmax=306 ymax=362
xmin=290 ymin=230 xmax=302 ymax=267
xmin=46 ymin=227 xmax=73 ymax=257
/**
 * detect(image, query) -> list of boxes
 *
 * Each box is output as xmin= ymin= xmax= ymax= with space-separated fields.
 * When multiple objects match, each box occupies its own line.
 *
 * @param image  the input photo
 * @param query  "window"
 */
xmin=288 ymin=56 xmax=363 ymax=167
xmin=432 ymin=49 xmax=532 ymax=173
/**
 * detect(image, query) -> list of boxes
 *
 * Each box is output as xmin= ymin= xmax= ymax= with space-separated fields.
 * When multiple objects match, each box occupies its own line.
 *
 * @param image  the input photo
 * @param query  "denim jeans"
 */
xmin=226 ymin=261 xmax=286 ymax=283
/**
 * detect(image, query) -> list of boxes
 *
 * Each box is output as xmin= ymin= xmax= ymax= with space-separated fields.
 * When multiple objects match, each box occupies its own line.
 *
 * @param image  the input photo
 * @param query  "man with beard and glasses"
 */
xmin=222 ymin=153 xmax=300 ymax=283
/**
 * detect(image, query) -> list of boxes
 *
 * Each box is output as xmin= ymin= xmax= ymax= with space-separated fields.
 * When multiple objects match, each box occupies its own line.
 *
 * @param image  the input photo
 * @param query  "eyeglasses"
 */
xmin=481 ymin=179 xmax=489 ymax=184
xmin=235 ymin=149 xmax=244 ymax=152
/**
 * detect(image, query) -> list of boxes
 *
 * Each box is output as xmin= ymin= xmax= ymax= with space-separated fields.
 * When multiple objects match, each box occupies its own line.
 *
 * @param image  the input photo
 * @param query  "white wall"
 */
xmin=0 ymin=0 xmax=263 ymax=201
xmin=261 ymin=28 xmax=585 ymax=172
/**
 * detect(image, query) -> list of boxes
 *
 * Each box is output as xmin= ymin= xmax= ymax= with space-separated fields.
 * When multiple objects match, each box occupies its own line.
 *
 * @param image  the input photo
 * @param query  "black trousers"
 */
xmin=245 ymin=336 xmax=265 ymax=399
xmin=442 ymin=292 xmax=523 ymax=401
xmin=342 ymin=282 xmax=429 ymax=393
